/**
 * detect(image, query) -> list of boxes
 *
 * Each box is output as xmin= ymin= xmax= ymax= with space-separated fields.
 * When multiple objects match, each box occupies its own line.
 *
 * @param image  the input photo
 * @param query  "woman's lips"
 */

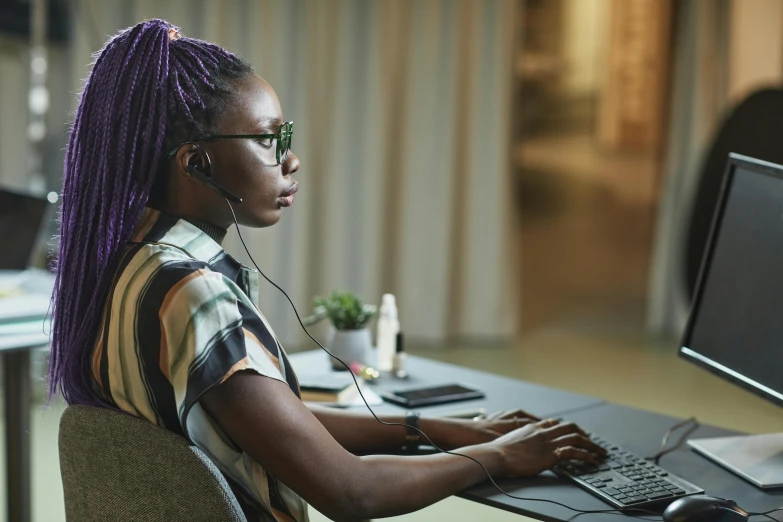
xmin=278 ymin=182 xmax=298 ymax=207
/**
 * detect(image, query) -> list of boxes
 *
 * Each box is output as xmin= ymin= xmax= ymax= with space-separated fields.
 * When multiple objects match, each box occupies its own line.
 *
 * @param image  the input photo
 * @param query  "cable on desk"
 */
xmin=748 ymin=506 xmax=782 ymax=521
xmin=645 ymin=417 xmax=699 ymax=464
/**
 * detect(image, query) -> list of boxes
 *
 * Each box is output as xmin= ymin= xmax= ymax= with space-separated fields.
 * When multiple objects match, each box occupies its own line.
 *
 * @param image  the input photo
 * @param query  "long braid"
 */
xmin=49 ymin=20 xmax=253 ymax=406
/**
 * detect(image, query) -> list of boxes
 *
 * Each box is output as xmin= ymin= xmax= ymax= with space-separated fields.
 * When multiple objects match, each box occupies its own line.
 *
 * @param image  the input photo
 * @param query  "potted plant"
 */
xmin=303 ymin=291 xmax=378 ymax=369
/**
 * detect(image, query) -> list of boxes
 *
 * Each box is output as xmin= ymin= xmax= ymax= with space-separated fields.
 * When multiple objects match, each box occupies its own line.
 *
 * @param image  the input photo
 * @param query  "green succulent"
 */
xmin=302 ymin=291 xmax=378 ymax=330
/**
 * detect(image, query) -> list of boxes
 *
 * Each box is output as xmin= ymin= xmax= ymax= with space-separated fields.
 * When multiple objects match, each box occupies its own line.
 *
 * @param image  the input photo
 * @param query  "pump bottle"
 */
xmin=376 ymin=294 xmax=399 ymax=372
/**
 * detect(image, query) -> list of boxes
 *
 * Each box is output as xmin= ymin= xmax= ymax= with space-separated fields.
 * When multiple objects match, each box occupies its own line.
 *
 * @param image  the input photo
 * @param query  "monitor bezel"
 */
xmin=679 ymin=153 xmax=783 ymax=408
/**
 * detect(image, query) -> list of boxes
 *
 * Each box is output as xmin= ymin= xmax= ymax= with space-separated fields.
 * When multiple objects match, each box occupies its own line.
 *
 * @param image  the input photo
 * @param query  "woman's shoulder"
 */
xmin=114 ymin=241 xmax=239 ymax=302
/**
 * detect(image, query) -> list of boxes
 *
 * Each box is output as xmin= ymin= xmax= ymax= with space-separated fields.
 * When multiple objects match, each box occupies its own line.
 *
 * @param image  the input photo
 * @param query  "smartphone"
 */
xmin=380 ymin=384 xmax=485 ymax=408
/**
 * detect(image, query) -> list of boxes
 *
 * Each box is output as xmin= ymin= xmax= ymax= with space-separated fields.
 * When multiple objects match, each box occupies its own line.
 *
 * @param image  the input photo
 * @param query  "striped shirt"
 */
xmin=91 ymin=207 xmax=308 ymax=522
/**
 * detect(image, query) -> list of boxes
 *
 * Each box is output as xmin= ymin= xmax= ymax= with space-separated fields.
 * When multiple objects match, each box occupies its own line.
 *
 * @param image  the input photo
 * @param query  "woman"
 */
xmin=49 ymin=20 xmax=603 ymax=522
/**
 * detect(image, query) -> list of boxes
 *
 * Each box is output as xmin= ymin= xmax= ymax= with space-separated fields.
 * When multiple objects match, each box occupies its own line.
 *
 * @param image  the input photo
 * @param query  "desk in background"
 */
xmin=289 ymin=350 xmax=783 ymax=521
xmin=0 ymin=270 xmax=54 ymax=522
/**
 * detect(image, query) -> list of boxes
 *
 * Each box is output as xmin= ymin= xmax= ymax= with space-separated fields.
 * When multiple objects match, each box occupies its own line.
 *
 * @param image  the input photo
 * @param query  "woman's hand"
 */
xmin=425 ymin=409 xmax=541 ymax=450
xmin=489 ymin=418 xmax=606 ymax=478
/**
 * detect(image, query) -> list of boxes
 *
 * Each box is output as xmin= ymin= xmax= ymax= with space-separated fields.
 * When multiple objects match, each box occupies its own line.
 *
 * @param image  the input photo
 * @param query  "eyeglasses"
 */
xmin=164 ymin=121 xmax=294 ymax=165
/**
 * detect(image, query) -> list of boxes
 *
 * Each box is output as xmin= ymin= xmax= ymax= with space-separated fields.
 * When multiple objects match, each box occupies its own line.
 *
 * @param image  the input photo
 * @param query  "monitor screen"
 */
xmin=681 ymin=154 xmax=783 ymax=406
xmin=0 ymin=188 xmax=50 ymax=270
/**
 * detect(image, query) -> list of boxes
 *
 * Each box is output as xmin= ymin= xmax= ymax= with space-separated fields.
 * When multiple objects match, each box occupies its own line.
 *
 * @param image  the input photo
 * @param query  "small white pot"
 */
xmin=326 ymin=327 xmax=372 ymax=370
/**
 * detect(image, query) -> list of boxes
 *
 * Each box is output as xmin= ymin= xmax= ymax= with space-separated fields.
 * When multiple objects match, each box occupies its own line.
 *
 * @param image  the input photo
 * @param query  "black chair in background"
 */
xmin=686 ymin=88 xmax=783 ymax=300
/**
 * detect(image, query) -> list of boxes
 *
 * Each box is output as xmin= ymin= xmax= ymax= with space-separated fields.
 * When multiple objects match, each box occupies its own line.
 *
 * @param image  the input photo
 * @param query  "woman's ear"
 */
xmin=176 ymin=143 xmax=206 ymax=178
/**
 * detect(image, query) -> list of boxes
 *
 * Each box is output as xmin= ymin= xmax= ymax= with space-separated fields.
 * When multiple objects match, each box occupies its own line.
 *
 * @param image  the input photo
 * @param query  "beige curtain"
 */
xmin=66 ymin=0 xmax=518 ymax=347
xmin=0 ymin=36 xmax=69 ymax=193
xmin=0 ymin=37 xmax=28 ymax=190
xmin=647 ymin=0 xmax=731 ymax=337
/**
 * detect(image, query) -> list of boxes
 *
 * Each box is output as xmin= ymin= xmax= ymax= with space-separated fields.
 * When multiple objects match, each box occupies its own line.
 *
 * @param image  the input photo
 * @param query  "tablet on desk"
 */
xmin=380 ymin=384 xmax=485 ymax=408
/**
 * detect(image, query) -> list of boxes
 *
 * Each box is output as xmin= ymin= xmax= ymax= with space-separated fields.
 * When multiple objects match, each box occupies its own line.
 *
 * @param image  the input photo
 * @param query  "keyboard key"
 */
xmin=624 ymin=495 xmax=649 ymax=504
xmin=670 ymin=489 xmax=686 ymax=495
xmin=648 ymin=492 xmax=673 ymax=500
xmin=604 ymin=488 xmax=621 ymax=496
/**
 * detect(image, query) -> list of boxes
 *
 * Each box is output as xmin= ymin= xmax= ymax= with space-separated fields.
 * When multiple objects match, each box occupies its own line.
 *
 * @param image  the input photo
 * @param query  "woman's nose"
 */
xmin=284 ymin=152 xmax=300 ymax=176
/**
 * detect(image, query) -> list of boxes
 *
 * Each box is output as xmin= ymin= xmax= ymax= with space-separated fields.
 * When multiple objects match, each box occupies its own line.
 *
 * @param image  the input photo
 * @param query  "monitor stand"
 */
xmin=688 ymin=433 xmax=783 ymax=489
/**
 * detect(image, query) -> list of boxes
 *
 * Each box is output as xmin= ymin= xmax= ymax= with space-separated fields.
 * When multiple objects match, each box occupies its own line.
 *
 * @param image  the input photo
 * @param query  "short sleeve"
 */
xmin=151 ymin=262 xmax=288 ymax=437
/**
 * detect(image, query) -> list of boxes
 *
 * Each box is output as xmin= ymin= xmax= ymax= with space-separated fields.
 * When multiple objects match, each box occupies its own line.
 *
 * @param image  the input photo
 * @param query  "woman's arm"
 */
xmin=201 ymin=372 xmax=604 ymax=521
xmin=307 ymin=403 xmax=539 ymax=454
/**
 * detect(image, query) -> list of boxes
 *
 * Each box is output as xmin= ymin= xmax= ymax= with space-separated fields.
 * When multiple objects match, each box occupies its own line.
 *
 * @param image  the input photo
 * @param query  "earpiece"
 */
xmin=187 ymin=156 xmax=205 ymax=174
xmin=180 ymin=142 xmax=243 ymax=204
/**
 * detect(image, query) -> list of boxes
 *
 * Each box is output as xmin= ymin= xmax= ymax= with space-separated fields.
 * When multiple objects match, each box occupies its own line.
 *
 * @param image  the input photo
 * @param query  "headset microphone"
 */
xmin=182 ymin=141 xmax=243 ymax=204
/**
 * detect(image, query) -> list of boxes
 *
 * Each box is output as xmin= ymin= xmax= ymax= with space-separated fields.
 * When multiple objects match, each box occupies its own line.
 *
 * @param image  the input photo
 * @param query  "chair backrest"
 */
xmin=686 ymin=88 xmax=783 ymax=300
xmin=58 ymin=404 xmax=248 ymax=522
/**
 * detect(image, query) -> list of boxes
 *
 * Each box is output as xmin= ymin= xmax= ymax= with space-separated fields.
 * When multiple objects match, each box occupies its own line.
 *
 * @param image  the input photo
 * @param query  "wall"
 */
xmin=729 ymin=0 xmax=783 ymax=103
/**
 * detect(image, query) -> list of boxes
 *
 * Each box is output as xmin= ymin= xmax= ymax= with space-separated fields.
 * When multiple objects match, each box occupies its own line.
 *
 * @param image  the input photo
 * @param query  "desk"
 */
xmin=290 ymin=350 xmax=604 ymax=419
xmin=289 ymin=351 xmax=783 ymax=521
xmin=0 ymin=270 xmax=54 ymax=522
xmin=2 ymin=333 xmax=48 ymax=522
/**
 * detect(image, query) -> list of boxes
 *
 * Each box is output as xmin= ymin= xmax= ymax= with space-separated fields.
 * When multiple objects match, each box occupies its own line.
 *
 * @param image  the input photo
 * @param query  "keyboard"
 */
xmin=554 ymin=434 xmax=704 ymax=510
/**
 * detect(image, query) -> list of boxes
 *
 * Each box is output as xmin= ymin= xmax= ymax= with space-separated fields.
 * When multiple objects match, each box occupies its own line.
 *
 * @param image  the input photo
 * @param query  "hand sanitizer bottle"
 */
xmin=376 ymin=294 xmax=399 ymax=372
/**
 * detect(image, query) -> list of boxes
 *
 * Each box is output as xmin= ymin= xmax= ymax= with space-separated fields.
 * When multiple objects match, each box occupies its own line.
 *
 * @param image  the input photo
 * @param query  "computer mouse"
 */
xmin=663 ymin=495 xmax=749 ymax=522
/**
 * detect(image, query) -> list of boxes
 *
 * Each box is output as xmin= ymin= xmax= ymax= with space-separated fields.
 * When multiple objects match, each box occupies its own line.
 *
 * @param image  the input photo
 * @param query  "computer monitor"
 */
xmin=0 ymin=187 xmax=52 ymax=270
xmin=680 ymin=153 xmax=783 ymax=489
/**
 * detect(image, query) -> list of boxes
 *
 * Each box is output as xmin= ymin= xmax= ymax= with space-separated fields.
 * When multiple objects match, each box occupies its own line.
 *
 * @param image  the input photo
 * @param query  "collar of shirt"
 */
xmin=131 ymin=207 xmax=261 ymax=307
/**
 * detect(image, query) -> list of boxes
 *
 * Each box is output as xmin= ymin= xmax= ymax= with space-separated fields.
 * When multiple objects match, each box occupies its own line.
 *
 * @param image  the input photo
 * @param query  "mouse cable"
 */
xmin=645 ymin=417 xmax=700 ymax=464
xmin=748 ymin=507 xmax=782 ymax=521
xmin=226 ymin=199 xmax=662 ymax=519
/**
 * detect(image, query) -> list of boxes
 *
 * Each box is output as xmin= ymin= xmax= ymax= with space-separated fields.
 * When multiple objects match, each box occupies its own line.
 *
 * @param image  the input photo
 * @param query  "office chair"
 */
xmin=686 ymin=88 xmax=783 ymax=300
xmin=58 ymin=404 xmax=248 ymax=522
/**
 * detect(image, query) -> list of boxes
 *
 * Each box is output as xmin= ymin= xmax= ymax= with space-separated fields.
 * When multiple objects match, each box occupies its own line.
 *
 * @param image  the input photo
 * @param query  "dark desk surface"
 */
xmin=463 ymin=403 xmax=783 ymax=521
xmin=289 ymin=350 xmax=783 ymax=521
xmin=289 ymin=350 xmax=604 ymax=419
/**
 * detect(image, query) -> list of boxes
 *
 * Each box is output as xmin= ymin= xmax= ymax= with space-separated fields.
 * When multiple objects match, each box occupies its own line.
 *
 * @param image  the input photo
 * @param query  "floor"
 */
xmin=3 ymin=133 xmax=781 ymax=521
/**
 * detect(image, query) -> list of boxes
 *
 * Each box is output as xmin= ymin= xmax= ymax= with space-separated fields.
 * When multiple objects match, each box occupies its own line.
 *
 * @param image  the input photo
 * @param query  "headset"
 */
xmin=180 ymin=142 xmax=243 ymax=204
xmin=182 ymin=149 xmax=780 ymax=521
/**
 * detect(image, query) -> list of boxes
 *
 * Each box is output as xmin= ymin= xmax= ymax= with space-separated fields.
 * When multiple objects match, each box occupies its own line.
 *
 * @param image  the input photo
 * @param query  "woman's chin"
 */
xmin=248 ymin=208 xmax=282 ymax=228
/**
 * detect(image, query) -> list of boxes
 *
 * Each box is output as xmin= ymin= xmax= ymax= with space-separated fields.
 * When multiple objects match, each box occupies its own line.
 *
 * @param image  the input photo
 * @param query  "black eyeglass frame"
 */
xmin=163 ymin=121 xmax=294 ymax=165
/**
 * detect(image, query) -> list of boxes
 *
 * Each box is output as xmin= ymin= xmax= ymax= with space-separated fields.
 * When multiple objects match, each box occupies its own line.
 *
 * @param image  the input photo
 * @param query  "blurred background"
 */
xmin=2 ymin=0 xmax=783 ymax=520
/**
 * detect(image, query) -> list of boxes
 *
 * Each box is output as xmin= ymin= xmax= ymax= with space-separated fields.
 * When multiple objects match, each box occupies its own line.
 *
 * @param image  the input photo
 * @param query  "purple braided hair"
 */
xmin=49 ymin=19 xmax=253 ymax=405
